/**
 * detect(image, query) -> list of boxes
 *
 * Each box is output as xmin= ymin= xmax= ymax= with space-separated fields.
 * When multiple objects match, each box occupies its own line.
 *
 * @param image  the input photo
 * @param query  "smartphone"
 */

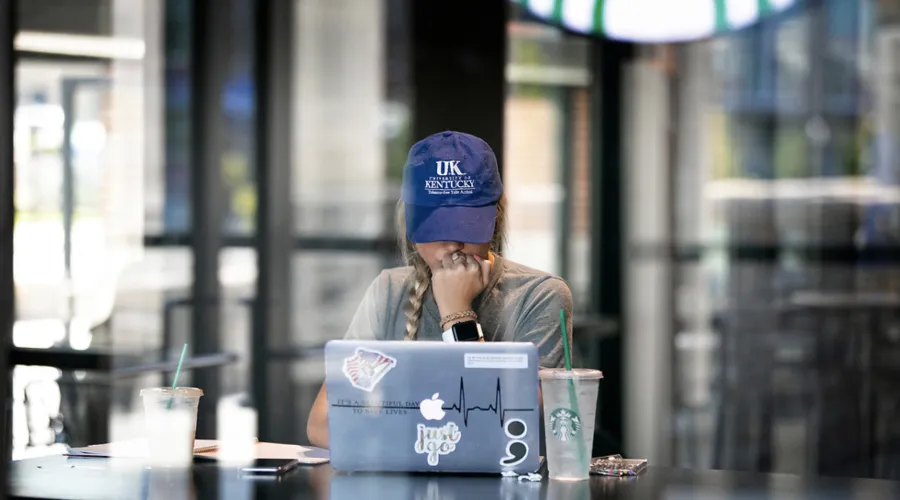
xmin=239 ymin=458 xmax=301 ymax=475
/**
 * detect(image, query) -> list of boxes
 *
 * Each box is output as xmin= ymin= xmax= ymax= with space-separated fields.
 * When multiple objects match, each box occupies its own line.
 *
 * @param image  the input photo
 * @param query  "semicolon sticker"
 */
xmin=500 ymin=418 xmax=529 ymax=467
xmin=414 ymin=422 xmax=461 ymax=466
xmin=341 ymin=348 xmax=397 ymax=392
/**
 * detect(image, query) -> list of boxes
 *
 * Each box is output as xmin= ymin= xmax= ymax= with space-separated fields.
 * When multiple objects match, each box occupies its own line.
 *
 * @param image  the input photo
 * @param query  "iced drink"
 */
xmin=539 ymin=368 xmax=602 ymax=480
xmin=140 ymin=387 xmax=203 ymax=467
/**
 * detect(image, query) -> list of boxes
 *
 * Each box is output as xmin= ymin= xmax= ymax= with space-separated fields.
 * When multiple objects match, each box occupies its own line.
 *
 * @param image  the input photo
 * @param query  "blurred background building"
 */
xmin=2 ymin=0 xmax=900 ymax=485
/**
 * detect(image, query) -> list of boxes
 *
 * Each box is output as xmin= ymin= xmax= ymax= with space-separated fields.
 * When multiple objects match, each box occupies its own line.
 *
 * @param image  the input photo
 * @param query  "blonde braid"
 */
xmin=404 ymin=266 xmax=431 ymax=340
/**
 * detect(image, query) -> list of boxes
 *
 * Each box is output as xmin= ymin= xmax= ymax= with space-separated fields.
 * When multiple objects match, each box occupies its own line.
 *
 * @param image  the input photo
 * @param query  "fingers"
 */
xmin=441 ymin=251 xmax=466 ymax=271
xmin=465 ymin=254 xmax=479 ymax=273
xmin=440 ymin=252 xmax=485 ymax=277
xmin=441 ymin=253 xmax=455 ymax=270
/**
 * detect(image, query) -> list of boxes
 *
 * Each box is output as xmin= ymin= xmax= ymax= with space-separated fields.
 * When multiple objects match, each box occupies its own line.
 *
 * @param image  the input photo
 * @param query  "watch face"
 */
xmin=453 ymin=320 xmax=481 ymax=342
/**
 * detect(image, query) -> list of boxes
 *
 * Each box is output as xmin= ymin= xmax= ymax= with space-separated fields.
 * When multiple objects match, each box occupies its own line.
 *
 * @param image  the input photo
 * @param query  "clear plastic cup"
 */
xmin=140 ymin=387 xmax=203 ymax=467
xmin=539 ymin=368 xmax=603 ymax=481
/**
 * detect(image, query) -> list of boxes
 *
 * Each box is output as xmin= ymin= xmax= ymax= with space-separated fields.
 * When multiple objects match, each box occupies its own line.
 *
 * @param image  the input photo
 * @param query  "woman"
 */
xmin=306 ymin=131 xmax=573 ymax=448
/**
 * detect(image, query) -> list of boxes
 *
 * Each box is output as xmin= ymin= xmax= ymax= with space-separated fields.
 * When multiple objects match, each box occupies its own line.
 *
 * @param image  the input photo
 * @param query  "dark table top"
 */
xmin=10 ymin=454 xmax=900 ymax=500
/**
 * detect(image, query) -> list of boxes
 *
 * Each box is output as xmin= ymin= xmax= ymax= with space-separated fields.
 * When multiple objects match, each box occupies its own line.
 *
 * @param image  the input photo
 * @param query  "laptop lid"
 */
xmin=325 ymin=340 xmax=541 ymax=474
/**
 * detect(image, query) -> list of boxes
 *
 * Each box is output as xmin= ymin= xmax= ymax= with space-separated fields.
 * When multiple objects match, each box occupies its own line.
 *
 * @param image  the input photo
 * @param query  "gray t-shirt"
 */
xmin=343 ymin=255 xmax=571 ymax=368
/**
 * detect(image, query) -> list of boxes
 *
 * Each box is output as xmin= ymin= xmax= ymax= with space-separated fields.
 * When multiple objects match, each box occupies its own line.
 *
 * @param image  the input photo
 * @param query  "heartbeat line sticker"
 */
xmin=442 ymin=377 xmax=534 ymax=427
xmin=341 ymin=348 xmax=397 ymax=392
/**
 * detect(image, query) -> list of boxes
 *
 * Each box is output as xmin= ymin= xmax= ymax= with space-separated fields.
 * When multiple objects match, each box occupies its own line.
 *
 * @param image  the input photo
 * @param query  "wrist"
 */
xmin=442 ymin=316 xmax=473 ymax=330
xmin=440 ymin=310 xmax=477 ymax=330
xmin=437 ymin=301 xmax=473 ymax=319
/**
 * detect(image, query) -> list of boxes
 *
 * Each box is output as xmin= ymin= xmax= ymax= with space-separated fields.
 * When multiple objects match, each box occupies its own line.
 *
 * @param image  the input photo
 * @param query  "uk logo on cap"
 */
xmin=401 ymin=131 xmax=503 ymax=244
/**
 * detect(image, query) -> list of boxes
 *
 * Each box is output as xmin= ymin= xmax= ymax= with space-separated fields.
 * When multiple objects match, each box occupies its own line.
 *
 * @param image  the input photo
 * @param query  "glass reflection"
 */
xmin=626 ymin=0 xmax=900 ymax=480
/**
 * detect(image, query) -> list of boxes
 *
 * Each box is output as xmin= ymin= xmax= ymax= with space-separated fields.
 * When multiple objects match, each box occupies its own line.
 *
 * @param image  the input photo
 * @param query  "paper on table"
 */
xmin=196 ymin=442 xmax=330 ymax=465
xmin=66 ymin=439 xmax=223 ymax=458
xmin=65 ymin=439 xmax=328 ymax=465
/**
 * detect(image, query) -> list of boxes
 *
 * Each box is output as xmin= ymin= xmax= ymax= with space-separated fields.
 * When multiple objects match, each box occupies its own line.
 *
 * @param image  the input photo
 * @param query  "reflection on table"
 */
xmin=10 ymin=454 xmax=900 ymax=500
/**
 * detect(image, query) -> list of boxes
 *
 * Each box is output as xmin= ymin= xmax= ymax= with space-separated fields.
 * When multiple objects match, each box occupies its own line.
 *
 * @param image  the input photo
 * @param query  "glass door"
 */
xmin=11 ymin=0 xmax=243 ymax=457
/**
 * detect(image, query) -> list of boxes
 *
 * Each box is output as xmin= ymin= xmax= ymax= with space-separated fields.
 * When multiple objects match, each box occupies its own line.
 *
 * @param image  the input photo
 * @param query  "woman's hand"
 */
xmin=432 ymin=252 xmax=491 ymax=318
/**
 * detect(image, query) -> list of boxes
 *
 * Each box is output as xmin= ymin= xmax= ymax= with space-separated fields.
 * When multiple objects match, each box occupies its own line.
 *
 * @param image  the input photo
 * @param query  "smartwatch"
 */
xmin=441 ymin=320 xmax=484 ymax=342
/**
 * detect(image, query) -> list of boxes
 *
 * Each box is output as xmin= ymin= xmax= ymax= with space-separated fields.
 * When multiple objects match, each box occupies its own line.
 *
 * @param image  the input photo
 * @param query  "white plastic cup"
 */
xmin=539 ymin=368 xmax=602 ymax=481
xmin=140 ymin=387 xmax=203 ymax=467
xmin=218 ymin=404 xmax=258 ymax=465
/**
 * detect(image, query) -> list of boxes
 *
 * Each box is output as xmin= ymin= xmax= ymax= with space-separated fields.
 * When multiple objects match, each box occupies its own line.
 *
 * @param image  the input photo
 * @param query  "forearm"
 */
xmin=538 ymin=385 xmax=543 ymax=415
xmin=307 ymin=413 xmax=329 ymax=449
xmin=306 ymin=385 xmax=330 ymax=449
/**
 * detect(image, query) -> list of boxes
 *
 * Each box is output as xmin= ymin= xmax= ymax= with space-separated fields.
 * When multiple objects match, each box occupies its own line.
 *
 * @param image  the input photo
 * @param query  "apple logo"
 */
xmin=419 ymin=393 xmax=445 ymax=421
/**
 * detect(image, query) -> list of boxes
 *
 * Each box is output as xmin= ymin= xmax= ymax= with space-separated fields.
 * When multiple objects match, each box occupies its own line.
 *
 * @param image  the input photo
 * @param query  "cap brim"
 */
xmin=406 ymin=204 xmax=497 ymax=244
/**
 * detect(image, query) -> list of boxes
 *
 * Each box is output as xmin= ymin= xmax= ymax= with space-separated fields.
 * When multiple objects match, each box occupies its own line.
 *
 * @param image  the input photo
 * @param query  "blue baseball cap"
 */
xmin=401 ymin=131 xmax=503 ymax=244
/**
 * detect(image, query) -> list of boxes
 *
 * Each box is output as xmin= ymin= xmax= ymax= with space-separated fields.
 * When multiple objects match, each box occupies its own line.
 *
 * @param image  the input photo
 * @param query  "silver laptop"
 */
xmin=325 ymin=340 xmax=541 ymax=474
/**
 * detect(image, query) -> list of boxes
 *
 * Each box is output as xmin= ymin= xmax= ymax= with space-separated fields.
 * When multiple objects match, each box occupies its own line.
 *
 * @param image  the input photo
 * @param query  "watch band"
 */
xmin=440 ymin=310 xmax=477 ymax=330
xmin=441 ymin=322 xmax=484 ymax=342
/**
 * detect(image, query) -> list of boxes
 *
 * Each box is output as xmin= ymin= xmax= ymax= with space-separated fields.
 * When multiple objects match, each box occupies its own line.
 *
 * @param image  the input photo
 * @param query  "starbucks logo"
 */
xmin=549 ymin=408 xmax=582 ymax=441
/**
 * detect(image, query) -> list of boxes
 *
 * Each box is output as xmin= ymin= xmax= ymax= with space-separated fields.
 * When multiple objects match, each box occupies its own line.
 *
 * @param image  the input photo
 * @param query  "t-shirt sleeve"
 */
xmin=514 ymin=277 xmax=573 ymax=368
xmin=343 ymin=271 xmax=387 ymax=340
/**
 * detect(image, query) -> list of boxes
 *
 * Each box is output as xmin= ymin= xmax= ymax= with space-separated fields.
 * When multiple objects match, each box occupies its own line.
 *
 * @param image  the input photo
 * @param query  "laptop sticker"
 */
xmin=414 ymin=422 xmax=462 ymax=466
xmin=419 ymin=393 xmax=445 ymax=421
xmin=441 ymin=377 xmax=536 ymax=427
xmin=500 ymin=418 xmax=529 ymax=467
xmin=342 ymin=348 xmax=397 ymax=392
xmin=549 ymin=408 xmax=582 ymax=441
xmin=464 ymin=353 xmax=528 ymax=369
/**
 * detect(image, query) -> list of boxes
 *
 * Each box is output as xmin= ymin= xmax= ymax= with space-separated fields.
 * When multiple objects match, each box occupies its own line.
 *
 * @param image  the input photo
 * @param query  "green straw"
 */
xmin=560 ymin=309 xmax=573 ymax=371
xmin=560 ymin=309 xmax=589 ymax=472
xmin=166 ymin=343 xmax=188 ymax=410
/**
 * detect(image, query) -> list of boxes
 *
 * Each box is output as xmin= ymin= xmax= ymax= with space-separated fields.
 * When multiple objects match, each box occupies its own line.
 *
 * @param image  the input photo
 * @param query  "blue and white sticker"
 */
xmin=341 ymin=348 xmax=397 ymax=392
